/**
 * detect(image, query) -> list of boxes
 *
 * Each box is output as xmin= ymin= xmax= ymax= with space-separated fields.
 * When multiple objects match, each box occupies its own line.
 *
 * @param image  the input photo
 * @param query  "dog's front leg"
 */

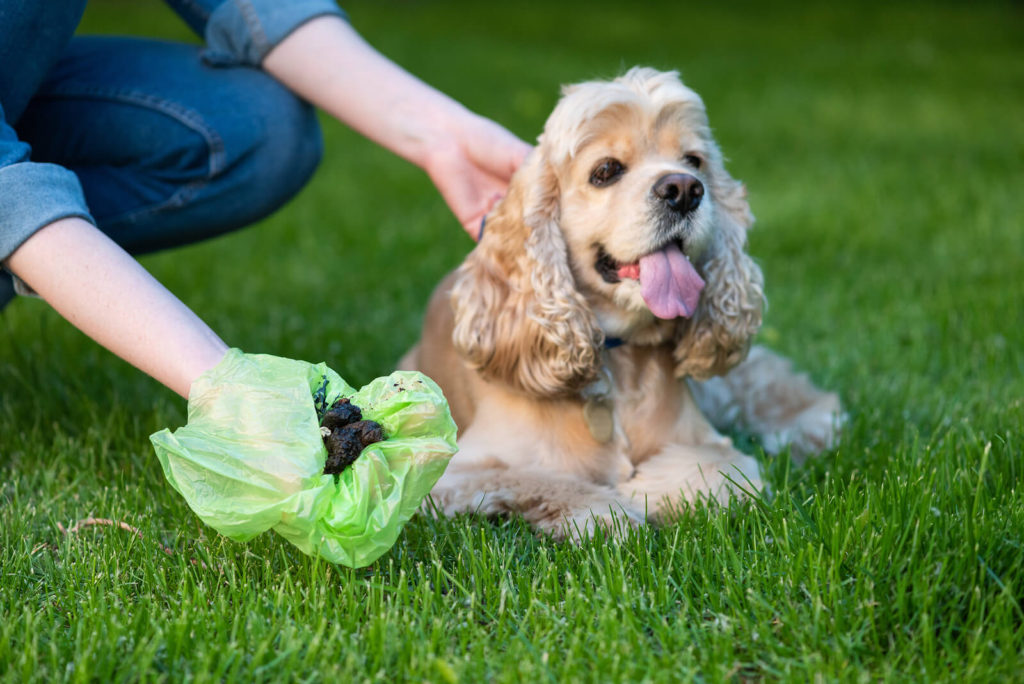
xmin=620 ymin=443 xmax=763 ymax=522
xmin=428 ymin=462 xmax=645 ymax=541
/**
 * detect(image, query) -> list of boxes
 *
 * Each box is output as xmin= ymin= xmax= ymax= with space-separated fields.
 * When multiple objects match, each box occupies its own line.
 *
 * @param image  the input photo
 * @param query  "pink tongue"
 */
xmin=638 ymin=242 xmax=705 ymax=319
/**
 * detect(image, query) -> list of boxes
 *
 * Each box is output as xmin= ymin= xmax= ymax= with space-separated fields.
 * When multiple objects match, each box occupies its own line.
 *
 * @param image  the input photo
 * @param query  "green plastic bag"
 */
xmin=150 ymin=349 xmax=457 ymax=567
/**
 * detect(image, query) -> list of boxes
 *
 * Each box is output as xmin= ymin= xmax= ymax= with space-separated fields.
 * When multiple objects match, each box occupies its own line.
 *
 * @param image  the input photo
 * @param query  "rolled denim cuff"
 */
xmin=0 ymin=162 xmax=94 ymax=262
xmin=203 ymin=0 xmax=347 ymax=67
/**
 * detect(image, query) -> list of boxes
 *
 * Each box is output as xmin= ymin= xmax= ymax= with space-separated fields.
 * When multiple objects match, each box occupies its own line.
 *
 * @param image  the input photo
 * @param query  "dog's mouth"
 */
xmin=595 ymin=239 xmax=705 ymax=320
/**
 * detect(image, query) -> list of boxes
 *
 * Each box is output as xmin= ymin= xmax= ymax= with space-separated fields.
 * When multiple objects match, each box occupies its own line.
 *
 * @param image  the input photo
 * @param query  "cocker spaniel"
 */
xmin=400 ymin=68 xmax=841 ymax=539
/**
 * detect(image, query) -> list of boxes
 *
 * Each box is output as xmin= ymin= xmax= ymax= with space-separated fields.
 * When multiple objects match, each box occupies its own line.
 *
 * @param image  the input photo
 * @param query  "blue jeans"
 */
xmin=0 ymin=2 xmax=326 ymax=307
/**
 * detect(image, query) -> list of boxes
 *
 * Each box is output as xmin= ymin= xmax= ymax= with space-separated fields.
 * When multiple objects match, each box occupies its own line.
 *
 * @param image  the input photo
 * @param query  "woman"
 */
xmin=1 ymin=0 xmax=530 ymax=398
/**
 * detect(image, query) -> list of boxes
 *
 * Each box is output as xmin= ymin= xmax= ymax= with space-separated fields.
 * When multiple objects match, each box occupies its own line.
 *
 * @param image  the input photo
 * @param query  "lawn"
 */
xmin=2 ymin=0 xmax=1023 ymax=680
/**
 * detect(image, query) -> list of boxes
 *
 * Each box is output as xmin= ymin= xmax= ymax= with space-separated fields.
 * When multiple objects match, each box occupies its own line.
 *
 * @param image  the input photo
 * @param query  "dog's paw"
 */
xmin=624 ymin=446 xmax=765 ymax=520
xmin=556 ymin=501 xmax=646 ymax=542
xmin=700 ymin=452 xmax=765 ymax=504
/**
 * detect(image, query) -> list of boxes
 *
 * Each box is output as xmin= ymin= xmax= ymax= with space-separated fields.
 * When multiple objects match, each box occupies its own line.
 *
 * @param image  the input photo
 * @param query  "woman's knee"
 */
xmin=135 ymin=74 xmax=324 ymax=251
xmin=16 ymin=36 xmax=326 ymax=254
xmin=213 ymin=70 xmax=324 ymax=221
xmin=96 ymin=72 xmax=323 ymax=252
xmin=123 ymin=68 xmax=324 ymax=249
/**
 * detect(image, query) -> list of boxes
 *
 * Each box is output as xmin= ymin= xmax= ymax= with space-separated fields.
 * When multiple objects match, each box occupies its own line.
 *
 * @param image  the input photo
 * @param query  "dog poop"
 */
xmin=346 ymin=419 xmax=386 ymax=447
xmin=320 ymin=398 xmax=386 ymax=475
xmin=322 ymin=397 xmax=363 ymax=429
xmin=323 ymin=427 xmax=364 ymax=474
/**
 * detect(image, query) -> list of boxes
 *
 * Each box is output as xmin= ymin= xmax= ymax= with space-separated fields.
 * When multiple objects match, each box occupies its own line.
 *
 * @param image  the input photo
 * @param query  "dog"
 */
xmin=400 ymin=68 xmax=841 ymax=539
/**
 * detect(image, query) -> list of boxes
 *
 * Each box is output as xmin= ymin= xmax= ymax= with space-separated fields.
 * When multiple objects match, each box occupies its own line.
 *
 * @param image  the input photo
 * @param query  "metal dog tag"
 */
xmin=583 ymin=397 xmax=614 ymax=444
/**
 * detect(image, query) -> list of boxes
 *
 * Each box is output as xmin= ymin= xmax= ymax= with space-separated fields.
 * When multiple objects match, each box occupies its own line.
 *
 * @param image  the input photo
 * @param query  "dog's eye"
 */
xmin=589 ymin=159 xmax=626 ymax=187
xmin=683 ymin=154 xmax=703 ymax=170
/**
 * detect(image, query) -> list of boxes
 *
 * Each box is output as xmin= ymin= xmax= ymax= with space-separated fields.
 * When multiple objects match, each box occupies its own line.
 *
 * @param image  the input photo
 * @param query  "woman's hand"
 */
xmin=423 ymin=114 xmax=531 ymax=238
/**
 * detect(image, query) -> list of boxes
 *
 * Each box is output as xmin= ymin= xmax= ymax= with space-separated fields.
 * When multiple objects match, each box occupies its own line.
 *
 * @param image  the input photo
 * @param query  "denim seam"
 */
xmin=234 ymin=0 xmax=270 ymax=60
xmin=174 ymin=0 xmax=212 ymax=22
xmin=30 ymin=85 xmax=226 ymax=226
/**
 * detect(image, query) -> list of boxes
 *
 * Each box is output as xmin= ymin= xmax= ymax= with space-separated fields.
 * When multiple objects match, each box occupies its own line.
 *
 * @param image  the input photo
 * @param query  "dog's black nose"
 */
xmin=653 ymin=173 xmax=704 ymax=214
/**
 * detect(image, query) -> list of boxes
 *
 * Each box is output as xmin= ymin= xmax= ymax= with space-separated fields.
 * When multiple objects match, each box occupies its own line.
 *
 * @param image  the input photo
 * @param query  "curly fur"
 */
xmin=673 ymin=207 xmax=765 ymax=379
xmin=450 ymin=153 xmax=603 ymax=397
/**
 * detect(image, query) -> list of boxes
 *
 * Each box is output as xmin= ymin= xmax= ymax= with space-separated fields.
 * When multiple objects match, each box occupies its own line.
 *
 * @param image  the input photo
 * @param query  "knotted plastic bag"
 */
xmin=150 ymin=349 xmax=457 ymax=567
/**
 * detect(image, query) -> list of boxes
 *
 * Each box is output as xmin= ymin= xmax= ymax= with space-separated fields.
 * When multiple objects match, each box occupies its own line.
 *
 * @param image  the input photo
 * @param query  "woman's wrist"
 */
xmin=387 ymin=95 xmax=472 ymax=171
xmin=262 ymin=14 xmax=530 ymax=236
xmin=417 ymin=107 xmax=478 ymax=173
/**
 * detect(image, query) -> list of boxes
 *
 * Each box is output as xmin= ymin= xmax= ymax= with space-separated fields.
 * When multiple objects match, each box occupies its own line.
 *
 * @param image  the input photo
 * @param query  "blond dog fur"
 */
xmin=400 ymin=68 xmax=841 ymax=539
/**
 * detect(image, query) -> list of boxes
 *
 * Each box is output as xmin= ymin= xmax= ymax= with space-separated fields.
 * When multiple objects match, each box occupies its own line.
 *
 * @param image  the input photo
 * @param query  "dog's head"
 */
xmin=451 ymin=67 xmax=764 ymax=397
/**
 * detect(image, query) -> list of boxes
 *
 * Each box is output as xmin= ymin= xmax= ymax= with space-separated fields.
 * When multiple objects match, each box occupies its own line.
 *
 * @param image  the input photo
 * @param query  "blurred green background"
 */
xmin=6 ymin=0 xmax=1022 ymax=420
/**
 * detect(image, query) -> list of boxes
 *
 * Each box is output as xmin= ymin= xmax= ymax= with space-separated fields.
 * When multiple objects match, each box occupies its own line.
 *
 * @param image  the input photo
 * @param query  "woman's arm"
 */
xmin=3 ymin=13 xmax=525 ymax=400
xmin=262 ymin=16 xmax=531 ymax=238
xmin=3 ymin=217 xmax=228 ymax=398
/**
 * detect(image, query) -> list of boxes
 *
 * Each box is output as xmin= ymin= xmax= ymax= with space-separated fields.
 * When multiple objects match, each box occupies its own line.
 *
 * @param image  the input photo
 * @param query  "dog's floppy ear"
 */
xmin=674 ymin=163 xmax=764 ymax=380
xmin=450 ymin=148 xmax=602 ymax=397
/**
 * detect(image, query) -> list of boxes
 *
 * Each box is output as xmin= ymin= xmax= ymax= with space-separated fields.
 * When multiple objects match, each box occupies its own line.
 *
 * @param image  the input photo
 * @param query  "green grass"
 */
xmin=3 ymin=0 xmax=1023 ymax=680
